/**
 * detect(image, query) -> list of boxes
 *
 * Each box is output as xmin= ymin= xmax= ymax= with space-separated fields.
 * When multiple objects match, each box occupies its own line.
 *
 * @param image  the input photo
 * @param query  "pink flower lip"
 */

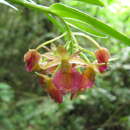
xmin=98 ymin=64 xmax=108 ymax=73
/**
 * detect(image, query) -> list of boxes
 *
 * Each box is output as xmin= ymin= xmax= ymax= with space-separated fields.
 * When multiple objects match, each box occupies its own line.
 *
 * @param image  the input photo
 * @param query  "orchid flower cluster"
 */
xmin=24 ymin=33 xmax=110 ymax=103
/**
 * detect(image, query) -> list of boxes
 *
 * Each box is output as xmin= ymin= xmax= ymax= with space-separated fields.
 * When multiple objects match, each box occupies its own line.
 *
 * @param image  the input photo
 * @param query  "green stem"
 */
xmin=73 ymin=32 xmax=101 ymax=49
xmin=80 ymin=53 xmax=90 ymax=63
xmin=59 ymin=18 xmax=76 ymax=52
xmin=72 ymin=34 xmax=91 ymax=63
xmin=36 ymin=32 xmax=67 ymax=50
xmin=60 ymin=18 xmax=72 ymax=39
xmin=78 ymin=46 xmax=95 ymax=57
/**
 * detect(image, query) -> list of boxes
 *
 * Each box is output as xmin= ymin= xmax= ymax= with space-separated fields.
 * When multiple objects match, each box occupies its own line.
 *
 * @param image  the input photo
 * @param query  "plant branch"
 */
xmin=36 ymin=32 xmax=67 ymax=50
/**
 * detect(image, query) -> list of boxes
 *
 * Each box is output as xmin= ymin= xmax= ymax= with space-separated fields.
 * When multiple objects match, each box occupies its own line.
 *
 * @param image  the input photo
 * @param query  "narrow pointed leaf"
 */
xmin=50 ymin=3 xmax=130 ymax=45
xmin=74 ymin=0 xmax=104 ymax=6
xmin=65 ymin=18 xmax=106 ymax=38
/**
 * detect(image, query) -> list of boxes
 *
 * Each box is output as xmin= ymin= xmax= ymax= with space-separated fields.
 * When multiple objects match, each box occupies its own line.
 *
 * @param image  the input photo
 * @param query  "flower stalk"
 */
xmin=73 ymin=32 xmax=101 ymax=49
xmin=36 ymin=32 xmax=67 ymax=50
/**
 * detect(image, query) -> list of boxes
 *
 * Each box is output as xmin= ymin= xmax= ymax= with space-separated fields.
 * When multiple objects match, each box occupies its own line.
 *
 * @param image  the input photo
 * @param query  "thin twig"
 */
xmin=36 ymin=32 xmax=66 ymax=50
xmin=73 ymin=32 xmax=101 ymax=49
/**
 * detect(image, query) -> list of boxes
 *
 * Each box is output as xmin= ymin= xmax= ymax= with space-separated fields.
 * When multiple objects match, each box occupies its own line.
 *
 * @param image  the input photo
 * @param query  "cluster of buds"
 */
xmin=24 ymin=45 xmax=110 ymax=103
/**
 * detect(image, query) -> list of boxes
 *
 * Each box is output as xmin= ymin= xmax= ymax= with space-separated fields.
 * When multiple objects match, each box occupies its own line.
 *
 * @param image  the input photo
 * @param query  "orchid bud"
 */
xmin=24 ymin=49 xmax=41 ymax=72
xmin=95 ymin=48 xmax=110 ymax=72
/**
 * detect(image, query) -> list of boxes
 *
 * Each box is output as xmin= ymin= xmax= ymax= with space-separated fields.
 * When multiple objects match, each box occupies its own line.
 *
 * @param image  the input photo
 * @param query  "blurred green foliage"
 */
xmin=0 ymin=0 xmax=130 ymax=130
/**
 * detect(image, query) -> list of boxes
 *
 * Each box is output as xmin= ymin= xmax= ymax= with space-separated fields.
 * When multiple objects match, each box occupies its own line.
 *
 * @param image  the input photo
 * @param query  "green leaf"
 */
xmin=73 ymin=0 xmax=104 ymax=6
xmin=0 ymin=0 xmax=17 ymax=10
xmin=65 ymin=18 xmax=106 ymax=37
xmin=50 ymin=3 xmax=130 ymax=45
xmin=47 ymin=14 xmax=65 ymax=33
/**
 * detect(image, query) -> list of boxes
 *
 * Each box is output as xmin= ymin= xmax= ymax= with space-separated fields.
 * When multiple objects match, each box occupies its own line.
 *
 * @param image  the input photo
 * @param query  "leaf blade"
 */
xmin=65 ymin=18 xmax=106 ymax=38
xmin=50 ymin=3 xmax=130 ymax=45
xmin=74 ymin=0 xmax=104 ymax=6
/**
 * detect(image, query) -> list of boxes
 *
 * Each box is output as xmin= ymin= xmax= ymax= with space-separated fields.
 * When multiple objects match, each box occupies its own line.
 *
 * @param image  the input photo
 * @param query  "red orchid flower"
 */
xmin=24 ymin=49 xmax=41 ymax=72
xmin=95 ymin=48 xmax=110 ymax=72
xmin=24 ymin=44 xmax=111 ymax=103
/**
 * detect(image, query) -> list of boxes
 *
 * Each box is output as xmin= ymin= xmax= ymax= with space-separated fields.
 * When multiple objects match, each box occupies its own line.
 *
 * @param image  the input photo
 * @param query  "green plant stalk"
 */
xmin=59 ymin=18 xmax=76 ymax=53
xmin=36 ymin=32 xmax=67 ymax=50
xmin=73 ymin=32 xmax=101 ymax=49
xmin=72 ymin=33 xmax=91 ymax=63
xmin=78 ymin=46 xmax=95 ymax=57
xmin=80 ymin=53 xmax=90 ymax=63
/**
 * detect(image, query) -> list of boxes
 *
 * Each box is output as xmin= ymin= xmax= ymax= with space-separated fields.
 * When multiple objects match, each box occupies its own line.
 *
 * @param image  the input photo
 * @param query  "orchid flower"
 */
xmin=23 ymin=32 xmax=113 ymax=103
xmin=24 ymin=49 xmax=41 ymax=72
xmin=95 ymin=48 xmax=110 ymax=73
